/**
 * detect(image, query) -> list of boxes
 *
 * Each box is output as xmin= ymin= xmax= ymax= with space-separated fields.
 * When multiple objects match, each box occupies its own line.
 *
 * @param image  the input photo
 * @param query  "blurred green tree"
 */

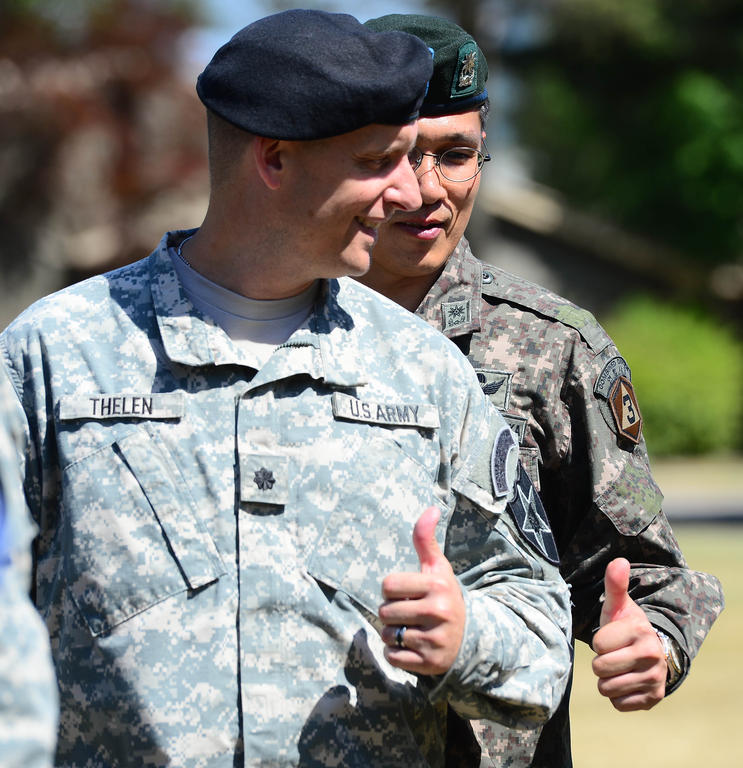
xmin=498 ymin=0 xmax=743 ymax=266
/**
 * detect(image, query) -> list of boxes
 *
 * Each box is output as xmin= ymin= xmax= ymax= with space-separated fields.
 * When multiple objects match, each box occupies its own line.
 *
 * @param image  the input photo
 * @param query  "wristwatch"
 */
xmin=655 ymin=628 xmax=684 ymax=688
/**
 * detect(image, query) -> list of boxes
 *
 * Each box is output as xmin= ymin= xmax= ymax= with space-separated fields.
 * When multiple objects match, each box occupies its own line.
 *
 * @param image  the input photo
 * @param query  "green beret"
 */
xmin=364 ymin=14 xmax=488 ymax=117
xmin=197 ymin=10 xmax=433 ymax=140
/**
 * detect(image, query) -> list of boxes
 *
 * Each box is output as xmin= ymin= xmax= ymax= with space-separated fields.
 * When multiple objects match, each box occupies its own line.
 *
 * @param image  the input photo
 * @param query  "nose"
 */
xmin=415 ymin=155 xmax=447 ymax=205
xmin=384 ymin=156 xmax=423 ymax=212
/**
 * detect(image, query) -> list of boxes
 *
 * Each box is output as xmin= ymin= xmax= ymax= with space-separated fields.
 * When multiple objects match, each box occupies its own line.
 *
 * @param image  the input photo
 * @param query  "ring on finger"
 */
xmin=395 ymin=625 xmax=407 ymax=649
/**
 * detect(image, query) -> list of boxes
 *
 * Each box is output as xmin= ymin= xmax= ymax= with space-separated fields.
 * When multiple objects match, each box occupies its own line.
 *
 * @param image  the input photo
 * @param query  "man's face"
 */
xmin=281 ymin=122 xmax=422 ymax=281
xmin=367 ymin=109 xmax=484 ymax=283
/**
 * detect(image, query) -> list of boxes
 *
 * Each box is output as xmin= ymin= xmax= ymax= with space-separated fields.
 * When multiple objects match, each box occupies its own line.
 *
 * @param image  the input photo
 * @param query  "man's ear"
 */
xmin=253 ymin=136 xmax=284 ymax=190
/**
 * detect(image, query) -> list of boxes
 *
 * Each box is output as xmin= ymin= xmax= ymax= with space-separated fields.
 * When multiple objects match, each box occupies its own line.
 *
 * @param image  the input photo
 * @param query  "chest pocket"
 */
xmin=306 ymin=435 xmax=449 ymax=615
xmin=61 ymin=428 xmax=225 ymax=636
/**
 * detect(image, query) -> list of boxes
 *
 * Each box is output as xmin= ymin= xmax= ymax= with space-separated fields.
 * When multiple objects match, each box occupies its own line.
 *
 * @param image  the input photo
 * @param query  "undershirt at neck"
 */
xmin=170 ymin=246 xmax=318 ymax=369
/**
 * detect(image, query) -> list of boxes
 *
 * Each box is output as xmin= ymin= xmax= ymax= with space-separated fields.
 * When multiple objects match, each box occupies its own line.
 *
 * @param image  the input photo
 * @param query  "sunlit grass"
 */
xmin=570 ymin=524 xmax=740 ymax=767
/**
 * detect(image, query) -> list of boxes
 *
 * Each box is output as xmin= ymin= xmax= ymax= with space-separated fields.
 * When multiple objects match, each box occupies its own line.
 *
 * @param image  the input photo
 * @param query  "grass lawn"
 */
xmin=570 ymin=523 xmax=741 ymax=767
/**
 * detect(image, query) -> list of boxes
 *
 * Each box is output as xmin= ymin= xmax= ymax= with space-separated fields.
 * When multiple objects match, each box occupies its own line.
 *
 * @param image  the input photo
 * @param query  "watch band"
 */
xmin=655 ymin=628 xmax=683 ymax=688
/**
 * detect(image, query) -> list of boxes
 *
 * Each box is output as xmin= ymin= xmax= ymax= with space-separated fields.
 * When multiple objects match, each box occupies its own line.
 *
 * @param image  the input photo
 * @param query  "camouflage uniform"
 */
xmin=418 ymin=239 xmax=725 ymax=767
xmin=0 ymin=231 xmax=572 ymax=767
xmin=0 ymin=364 xmax=58 ymax=767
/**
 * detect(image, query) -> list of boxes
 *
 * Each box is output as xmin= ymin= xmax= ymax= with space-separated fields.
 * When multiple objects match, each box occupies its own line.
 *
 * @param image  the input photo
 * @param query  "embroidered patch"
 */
xmin=594 ymin=356 xmax=643 ymax=444
xmin=59 ymin=393 xmax=184 ymax=421
xmin=475 ymin=369 xmax=512 ymax=410
xmin=508 ymin=464 xmax=559 ymax=564
xmin=594 ymin=356 xmax=632 ymax=399
xmin=441 ymin=299 xmax=471 ymax=331
xmin=490 ymin=424 xmax=519 ymax=498
xmin=253 ymin=467 xmax=276 ymax=491
xmin=504 ymin=413 xmax=527 ymax=444
xmin=331 ymin=392 xmax=439 ymax=429
xmin=609 ymin=376 xmax=643 ymax=444
xmin=240 ymin=454 xmax=289 ymax=505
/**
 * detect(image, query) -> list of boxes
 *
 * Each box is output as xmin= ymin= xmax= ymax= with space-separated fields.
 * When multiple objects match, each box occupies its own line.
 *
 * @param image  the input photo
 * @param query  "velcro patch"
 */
xmin=609 ymin=376 xmax=643 ymax=444
xmin=59 ymin=393 xmax=184 ymax=421
xmin=490 ymin=424 xmax=519 ymax=498
xmin=331 ymin=392 xmax=439 ymax=429
xmin=441 ymin=299 xmax=471 ymax=331
xmin=475 ymin=369 xmax=512 ymax=410
xmin=504 ymin=413 xmax=527 ymax=444
xmin=594 ymin=356 xmax=643 ymax=444
xmin=508 ymin=464 xmax=559 ymax=564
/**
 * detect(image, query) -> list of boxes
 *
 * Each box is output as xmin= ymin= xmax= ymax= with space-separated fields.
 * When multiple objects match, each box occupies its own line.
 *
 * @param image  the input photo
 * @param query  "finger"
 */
xmin=380 ymin=572 xmax=432 ymax=601
xmin=599 ymin=558 xmax=632 ymax=627
xmin=413 ymin=506 xmax=443 ymax=573
xmin=603 ymin=689 xmax=665 ymax=712
xmin=381 ymin=624 xmax=416 ymax=650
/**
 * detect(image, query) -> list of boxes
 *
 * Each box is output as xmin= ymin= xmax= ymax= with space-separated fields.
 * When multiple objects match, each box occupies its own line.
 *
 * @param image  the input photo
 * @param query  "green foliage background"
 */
xmin=603 ymin=296 xmax=743 ymax=455
xmin=507 ymin=0 xmax=743 ymax=265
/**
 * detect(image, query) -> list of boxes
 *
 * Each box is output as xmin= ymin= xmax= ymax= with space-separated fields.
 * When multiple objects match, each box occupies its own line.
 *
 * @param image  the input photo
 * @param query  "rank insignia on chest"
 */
xmin=594 ymin=356 xmax=643 ymax=445
xmin=475 ymin=369 xmax=512 ymax=410
xmin=508 ymin=464 xmax=559 ymax=565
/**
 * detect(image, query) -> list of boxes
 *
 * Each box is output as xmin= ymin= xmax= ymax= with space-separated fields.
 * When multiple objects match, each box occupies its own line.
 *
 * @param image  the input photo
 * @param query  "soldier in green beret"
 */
xmin=361 ymin=13 xmax=723 ymax=768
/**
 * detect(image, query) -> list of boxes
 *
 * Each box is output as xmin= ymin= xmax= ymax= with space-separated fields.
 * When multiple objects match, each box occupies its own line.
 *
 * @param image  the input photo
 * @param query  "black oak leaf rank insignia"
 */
xmin=508 ymin=465 xmax=559 ymax=564
xmin=254 ymin=467 xmax=276 ymax=491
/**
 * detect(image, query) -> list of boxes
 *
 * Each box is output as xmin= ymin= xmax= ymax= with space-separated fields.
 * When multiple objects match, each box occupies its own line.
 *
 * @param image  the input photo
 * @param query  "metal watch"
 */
xmin=655 ymin=628 xmax=683 ymax=688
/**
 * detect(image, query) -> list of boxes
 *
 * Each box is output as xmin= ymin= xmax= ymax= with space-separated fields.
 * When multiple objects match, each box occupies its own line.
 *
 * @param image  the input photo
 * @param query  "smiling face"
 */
xmin=280 ymin=122 xmax=423 ymax=283
xmin=359 ymin=109 xmax=484 ymax=303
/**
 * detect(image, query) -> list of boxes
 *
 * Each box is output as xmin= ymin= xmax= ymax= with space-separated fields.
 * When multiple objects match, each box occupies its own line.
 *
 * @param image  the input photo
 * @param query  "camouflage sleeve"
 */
xmin=0 ymin=362 xmax=58 ymax=767
xmin=549 ymin=341 xmax=723 ymax=681
xmin=429 ymin=364 xmax=572 ymax=727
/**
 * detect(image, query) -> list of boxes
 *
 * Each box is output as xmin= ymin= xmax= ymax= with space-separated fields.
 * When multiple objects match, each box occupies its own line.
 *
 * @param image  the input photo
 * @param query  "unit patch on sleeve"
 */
xmin=475 ymin=369 xmax=512 ymax=410
xmin=594 ymin=356 xmax=643 ymax=445
xmin=508 ymin=464 xmax=559 ymax=564
xmin=490 ymin=424 xmax=519 ymax=498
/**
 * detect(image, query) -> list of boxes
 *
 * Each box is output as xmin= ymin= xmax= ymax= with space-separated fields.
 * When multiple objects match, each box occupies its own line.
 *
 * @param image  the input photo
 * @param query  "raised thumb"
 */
xmin=413 ymin=506 xmax=443 ymax=573
xmin=600 ymin=557 xmax=632 ymax=626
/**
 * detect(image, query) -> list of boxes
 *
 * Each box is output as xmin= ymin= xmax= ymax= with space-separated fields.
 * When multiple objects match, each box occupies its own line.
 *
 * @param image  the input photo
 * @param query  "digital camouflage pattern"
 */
xmin=0 ymin=365 xmax=58 ymax=767
xmin=418 ymin=239 xmax=724 ymax=768
xmin=0 ymin=231 xmax=572 ymax=767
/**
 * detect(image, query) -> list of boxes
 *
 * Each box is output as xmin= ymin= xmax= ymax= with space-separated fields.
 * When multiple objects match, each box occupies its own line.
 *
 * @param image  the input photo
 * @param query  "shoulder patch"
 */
xmin=594 ymin=356 xmax=643 ymax=444
xmin=508 ymin=464 xmax=559 ymax=564
xmin=475 ymin=369 xmax=512 ymax=410
xmin=490 ymin=424 xmax=519 ymax=498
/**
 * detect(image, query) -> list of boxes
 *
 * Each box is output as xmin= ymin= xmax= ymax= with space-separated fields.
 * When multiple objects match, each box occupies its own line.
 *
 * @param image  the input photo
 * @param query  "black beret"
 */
xmin=196 ymin=9 xmax=433 ymax=140
xmin=364 ymin=14 xmax=488 ymax=117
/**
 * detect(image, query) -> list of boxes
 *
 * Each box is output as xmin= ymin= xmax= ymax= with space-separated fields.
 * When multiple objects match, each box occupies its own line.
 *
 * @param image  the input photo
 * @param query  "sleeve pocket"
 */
xmin=62 ymin=429 xmax=225 ymax=636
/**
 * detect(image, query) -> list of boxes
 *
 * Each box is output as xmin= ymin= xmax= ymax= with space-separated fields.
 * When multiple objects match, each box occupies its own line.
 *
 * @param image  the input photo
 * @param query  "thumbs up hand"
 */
xmin=591 ymin=558 xmax=667 ymax=711
xmin=379 ymin=507 xmax=465 ymax=675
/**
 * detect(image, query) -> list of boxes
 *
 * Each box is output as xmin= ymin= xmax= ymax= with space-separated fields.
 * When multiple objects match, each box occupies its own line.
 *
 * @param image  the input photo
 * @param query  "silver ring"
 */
xmin=395 ymin=625 xmax=407 ymax=649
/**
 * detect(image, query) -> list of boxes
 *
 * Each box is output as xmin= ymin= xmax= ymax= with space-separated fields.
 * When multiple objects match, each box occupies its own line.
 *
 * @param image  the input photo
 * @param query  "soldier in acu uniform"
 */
xmin=361 ymin=14 xmax=724 ymax=768
xmin=0 ymin=11 xmax=573 ymax=767
xmin=0 ymin=362 xmax=58 ymax=767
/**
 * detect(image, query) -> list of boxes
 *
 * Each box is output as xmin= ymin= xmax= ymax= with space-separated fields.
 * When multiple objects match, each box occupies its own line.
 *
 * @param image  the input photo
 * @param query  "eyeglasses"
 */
xmin=408 ymin=140 xmax=491 ymax=182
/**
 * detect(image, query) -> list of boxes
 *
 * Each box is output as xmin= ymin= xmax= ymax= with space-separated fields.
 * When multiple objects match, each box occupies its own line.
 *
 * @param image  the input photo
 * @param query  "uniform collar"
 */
xmin=150 ymin=231 xmax=366 ymax=387
xmin=416 ymin=237 xmax=484 ymax=338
